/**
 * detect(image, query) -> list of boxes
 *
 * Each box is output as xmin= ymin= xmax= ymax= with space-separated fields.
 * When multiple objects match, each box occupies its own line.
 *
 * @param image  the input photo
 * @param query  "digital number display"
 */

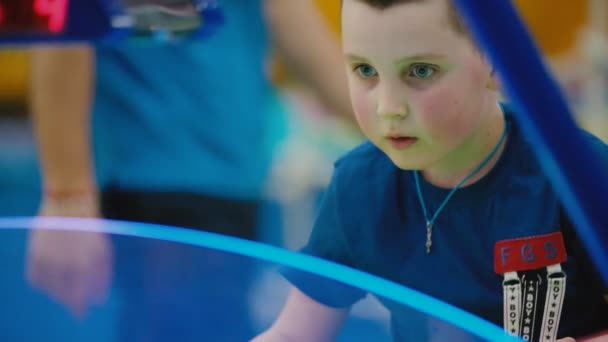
xmin=0 ymin=0 xmax=69 ymax=34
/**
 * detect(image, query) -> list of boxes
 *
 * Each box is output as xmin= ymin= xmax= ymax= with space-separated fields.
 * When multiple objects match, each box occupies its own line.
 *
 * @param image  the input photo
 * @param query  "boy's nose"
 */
xmin=376 ymin=84 xmax=408 ymax=119
xmin=377 ymin=98 xmax=408 ymax=119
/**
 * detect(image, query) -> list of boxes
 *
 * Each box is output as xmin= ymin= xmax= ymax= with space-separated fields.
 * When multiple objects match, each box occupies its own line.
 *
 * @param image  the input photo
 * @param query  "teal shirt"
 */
xmin=92 ymin=1 xmax=272 ymax=199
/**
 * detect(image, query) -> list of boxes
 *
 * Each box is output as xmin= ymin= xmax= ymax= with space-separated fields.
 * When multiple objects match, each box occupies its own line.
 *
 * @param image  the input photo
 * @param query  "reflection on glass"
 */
xmin=0 ymin=0 xmax=223 ymax=44
xmin=122 ymin=0 xmax=202 ymax=34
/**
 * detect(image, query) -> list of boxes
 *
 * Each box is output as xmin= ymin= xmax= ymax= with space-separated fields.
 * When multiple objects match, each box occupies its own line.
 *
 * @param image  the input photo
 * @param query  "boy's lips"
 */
xmin=386 ymin=135 xmax=418 ymax=149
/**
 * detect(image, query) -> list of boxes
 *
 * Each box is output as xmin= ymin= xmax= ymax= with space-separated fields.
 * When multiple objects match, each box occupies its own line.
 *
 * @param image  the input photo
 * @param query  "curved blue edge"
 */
xmin=453 ymin=0 xmax=608 ymax=283
xmin=0 ymin=217 xmax=517 ymax=342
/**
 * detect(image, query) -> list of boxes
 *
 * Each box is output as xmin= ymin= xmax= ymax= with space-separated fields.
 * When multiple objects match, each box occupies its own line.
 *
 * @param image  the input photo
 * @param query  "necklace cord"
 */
xmin=415 ymin=119 xmax=509 ymax=228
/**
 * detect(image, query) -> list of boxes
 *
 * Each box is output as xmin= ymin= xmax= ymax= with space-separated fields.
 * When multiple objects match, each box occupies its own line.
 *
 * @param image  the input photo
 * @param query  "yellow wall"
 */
xmin=271 ymin=0 xmax=342 ymax=86
xmin=0 ymin=50 xmax=29 ymax=104
xmin=514 ymin=0 xmax=588 ymax=57
xmin=315 ymin=0 xmax=341 ymax=36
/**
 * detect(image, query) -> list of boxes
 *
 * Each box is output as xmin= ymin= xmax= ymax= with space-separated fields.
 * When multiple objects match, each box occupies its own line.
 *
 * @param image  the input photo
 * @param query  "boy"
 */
xmin=253 ymin=0 xmax=608 ymax=341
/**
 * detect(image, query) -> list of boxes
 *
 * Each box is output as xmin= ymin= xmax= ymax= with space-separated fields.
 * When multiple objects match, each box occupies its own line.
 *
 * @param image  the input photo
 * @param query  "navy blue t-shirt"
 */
xmin=284 ymin=112 xmax=608 ymax=341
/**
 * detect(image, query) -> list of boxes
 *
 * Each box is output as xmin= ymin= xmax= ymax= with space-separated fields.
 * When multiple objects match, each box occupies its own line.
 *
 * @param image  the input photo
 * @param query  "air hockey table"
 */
xmin=0 ymin=217 xmax=518 ymax=342
xmin=1 ymin=0 xmax=607 ymax=341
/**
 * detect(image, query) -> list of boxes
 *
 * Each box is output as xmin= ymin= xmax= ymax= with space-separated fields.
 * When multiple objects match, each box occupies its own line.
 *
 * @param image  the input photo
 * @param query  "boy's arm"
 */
xmin=263 ymin=0 xmax=355 ymax=124
xmin=251 ymin=287 xmax=349 ymax=342
xmin=27 ymin=45 xmax=113 ymax=318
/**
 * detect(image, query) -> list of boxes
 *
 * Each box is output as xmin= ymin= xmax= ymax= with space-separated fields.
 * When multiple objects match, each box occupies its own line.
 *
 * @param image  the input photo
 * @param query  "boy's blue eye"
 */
xmin=410 ymin=64 xmax=437 ymax=79
xmin=354 ymin=64 xmax=378 ymax=79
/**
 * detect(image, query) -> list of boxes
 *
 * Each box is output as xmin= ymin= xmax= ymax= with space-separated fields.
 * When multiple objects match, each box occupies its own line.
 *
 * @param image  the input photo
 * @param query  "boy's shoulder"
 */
xmin=503 ymin=109 xmax=608 ymax=170
xmin=332 ymin=141 xmax=397 ymax=190
xmin=580 ymin=130 xmax=608 ymax=158
xmin=330 ymin=141 xmax=401 ymax=227
xmin=502 ymin=103 xmax=608 ymax=158
xmin=335 ymin=141 xmax=393 ymax=173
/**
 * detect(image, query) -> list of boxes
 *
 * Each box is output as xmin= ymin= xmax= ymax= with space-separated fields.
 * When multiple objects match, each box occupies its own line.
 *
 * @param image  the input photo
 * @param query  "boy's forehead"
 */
xmin=342 ymin=0 xmax=452 ymax=31
xmin=342 ymin=0 xmax=460 ymax=58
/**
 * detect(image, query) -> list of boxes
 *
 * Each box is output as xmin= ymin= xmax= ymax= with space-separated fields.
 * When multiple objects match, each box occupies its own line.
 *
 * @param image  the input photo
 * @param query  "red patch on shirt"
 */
xmin=494 ymin=232 xmax=567 ymax=274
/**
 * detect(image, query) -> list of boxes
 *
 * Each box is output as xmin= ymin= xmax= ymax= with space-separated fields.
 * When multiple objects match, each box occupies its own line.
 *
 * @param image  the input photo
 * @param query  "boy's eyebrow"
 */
xmin=345 ymin=53 xmax=448 ymax=63
xmin=344 ymin=53 xmax=369 ymax=62
xmin=395 ymin=53 xmax=447 ymax=63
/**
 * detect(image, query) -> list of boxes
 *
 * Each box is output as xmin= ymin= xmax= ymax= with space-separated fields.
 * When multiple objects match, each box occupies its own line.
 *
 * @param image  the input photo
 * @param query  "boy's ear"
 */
xmin=486 ymin=69 xmax=500 ymax=91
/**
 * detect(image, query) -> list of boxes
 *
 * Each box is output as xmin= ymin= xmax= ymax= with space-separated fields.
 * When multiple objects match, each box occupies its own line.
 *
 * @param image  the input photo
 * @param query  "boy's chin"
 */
xmin=386 ymin=154 xmax=425 ymax=171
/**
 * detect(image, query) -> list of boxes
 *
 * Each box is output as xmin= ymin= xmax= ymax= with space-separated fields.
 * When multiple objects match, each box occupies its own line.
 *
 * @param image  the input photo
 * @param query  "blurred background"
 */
xmin=0 ymin=0 xmax=362 ymax=240
xmin=1 ymin=0 xmax=605 ymax=238
xmin=0 ymin=0 xmax=606 ymax=341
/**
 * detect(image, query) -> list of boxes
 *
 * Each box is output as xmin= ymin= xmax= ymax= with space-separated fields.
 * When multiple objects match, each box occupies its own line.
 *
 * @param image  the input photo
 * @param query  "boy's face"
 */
xmin=342 ymin=0 xmax=496 ymax=171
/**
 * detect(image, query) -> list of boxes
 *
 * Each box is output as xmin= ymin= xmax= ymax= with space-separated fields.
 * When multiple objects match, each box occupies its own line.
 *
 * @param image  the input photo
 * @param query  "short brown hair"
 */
xmin=343 ymin=0 xmax=469 ymax=38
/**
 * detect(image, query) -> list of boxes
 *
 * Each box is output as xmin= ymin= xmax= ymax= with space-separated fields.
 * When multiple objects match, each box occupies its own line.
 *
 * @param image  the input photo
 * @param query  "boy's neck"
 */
xmin=421 ymin=102 xmax=507 ymax=189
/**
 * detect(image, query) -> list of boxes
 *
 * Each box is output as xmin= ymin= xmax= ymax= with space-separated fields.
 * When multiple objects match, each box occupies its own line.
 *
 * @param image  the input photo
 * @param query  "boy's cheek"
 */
xmin=414 ymin=85 xmax=463 ymax=122
xmin=416 ymin=70 xmax=482 ymax=120
xmin=464 ymin=55 xmax=491 ymax=85
xmin=350 ymin=90 xmax=375 ymax=128
xmin=413 ymin=87 xmax=475 ymax=143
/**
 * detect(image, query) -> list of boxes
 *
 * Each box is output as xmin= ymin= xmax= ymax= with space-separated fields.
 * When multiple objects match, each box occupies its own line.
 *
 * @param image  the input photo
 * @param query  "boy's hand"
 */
xmin=559 ymin=331 xmax=608 ymax=342
xmin=578 ymin=330 xmax=608 ymax=341
xmin=25 ymin=192 xmax=113 ymax=319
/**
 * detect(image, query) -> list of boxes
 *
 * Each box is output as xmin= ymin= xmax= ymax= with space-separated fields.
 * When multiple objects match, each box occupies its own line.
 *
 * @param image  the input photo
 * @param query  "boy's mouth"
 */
xmin=386 ymin=136 xmax=418 ymax=149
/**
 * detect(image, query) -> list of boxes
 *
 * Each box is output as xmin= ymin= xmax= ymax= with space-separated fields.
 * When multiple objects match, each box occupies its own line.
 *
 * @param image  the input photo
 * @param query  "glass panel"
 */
xmin=0 ymin=217 xmax=514 ymax=342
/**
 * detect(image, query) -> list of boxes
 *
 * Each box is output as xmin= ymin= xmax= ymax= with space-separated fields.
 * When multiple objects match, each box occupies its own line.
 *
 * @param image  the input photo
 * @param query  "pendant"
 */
xmin=426 ymin=221 xmax=433 ymax=253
